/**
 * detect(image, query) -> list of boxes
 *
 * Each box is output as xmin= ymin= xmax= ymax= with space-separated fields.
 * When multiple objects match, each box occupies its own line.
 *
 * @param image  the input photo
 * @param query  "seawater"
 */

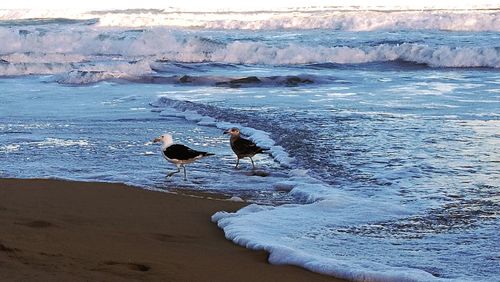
xmin=0 ymin=7 xmax=499 ymax=282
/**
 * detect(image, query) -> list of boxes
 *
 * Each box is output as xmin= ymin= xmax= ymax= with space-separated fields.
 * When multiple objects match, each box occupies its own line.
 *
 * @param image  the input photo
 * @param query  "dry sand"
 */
xmin=0 ymin=178 xmax=345 ymax=281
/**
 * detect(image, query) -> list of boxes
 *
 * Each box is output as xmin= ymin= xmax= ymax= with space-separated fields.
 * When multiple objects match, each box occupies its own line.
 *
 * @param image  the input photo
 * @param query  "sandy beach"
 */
xmin=0 ymin=178 xmax=345 ymax=281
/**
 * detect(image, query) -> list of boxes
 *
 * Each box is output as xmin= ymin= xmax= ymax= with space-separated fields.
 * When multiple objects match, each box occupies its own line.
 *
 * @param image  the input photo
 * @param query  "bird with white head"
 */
xmin=153 ymin=133 xmax=214 ymax=180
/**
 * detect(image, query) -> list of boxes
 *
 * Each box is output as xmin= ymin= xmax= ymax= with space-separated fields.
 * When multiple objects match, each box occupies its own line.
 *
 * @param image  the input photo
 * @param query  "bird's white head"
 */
xmin=223 ymin=127 xmax=240 ymax=137
xmin=153 ymin=134 xmax=174 ymax=148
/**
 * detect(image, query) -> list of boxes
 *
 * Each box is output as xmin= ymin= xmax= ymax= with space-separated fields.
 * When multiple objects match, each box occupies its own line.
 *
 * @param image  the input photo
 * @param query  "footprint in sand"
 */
xmin=17 ymin=220 xmax=54 ymax=228
xmin=102 ymin=261 xmax=151 ymax=272
xmin=0 ymin=242 xmax=17 ymax=253
xmin=151 ymin=233 xmax=198 ymax=243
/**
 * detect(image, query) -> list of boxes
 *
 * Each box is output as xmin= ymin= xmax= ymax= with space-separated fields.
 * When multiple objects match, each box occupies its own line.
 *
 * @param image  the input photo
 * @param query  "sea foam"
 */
xmin=1 ymin=8 xmax=499 ymax=31
xmin=1 ymin=20 xmax=499 ymax=80
xmin=211 ymin=177 xmax=437 ymax=282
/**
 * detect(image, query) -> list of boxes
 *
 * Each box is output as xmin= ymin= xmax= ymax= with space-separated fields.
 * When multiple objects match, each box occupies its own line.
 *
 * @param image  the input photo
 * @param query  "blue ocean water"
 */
xmin=0 ymin=7 xmax=499 ymax=281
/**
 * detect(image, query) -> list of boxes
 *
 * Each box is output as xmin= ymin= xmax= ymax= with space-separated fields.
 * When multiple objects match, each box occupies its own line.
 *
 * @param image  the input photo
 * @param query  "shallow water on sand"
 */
xmin=1 ymin=68 xmax=498 ymax=281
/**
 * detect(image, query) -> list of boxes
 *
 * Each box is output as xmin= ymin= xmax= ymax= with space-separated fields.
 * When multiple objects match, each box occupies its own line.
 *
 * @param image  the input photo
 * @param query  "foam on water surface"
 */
xmin=1 ymin=8 xmax=499 ymax=31
xmin=1 ymin=10 xmax=500 ymax=80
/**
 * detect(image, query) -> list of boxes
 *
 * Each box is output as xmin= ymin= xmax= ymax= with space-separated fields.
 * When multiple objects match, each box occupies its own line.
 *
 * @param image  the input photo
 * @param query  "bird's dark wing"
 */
xmin=232 ymin=137 xmax=264 ymax=156
xmin=164 ymin=144 xmax=211 ymax=160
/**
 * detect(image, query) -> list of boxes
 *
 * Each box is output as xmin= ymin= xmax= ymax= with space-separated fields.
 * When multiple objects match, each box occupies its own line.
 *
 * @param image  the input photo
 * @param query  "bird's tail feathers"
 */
xmin=203 ymin=152 xmax=216 ymax=157
xmin=258 ymin=148 xmax=270 ymax=154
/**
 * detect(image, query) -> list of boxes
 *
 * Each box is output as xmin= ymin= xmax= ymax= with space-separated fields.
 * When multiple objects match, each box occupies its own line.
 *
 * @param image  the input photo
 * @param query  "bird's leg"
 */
xmin=235 ymin=158 xmax=240 ymax=169
xmin=182 ymin=165 xmax=187 ymax=181
xmin=167 ymin=165 xmax=181 ymax=177
xmin=250 ymin=157 xmax=256 ymax=170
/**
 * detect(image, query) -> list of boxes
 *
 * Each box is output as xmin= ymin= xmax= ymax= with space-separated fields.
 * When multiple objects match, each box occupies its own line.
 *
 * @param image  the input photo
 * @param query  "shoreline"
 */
xmin=0 ymin=178 xmax=345 ymax=281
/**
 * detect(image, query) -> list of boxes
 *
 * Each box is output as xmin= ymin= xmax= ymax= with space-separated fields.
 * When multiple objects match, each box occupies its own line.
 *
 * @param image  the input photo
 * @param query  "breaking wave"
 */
xmin=1 ymin=8 xmax=499 ymax=31
xmin=0 ymin=7 xmax=499 ymax=83
xmin=0 ymin=26 xmax=499 ymax=81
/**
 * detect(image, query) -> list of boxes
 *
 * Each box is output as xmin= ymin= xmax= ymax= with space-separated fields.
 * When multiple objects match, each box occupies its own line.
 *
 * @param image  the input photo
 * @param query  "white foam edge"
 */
xmin=228 ymin=196 xmax=245 ymax=202
xmin=210 ymin=165 xmax=428 ymax=281
xmin=212 ymin=199 xmax=440 ymax=282
xmin=268 ymin=246 xmax=444 ymax=282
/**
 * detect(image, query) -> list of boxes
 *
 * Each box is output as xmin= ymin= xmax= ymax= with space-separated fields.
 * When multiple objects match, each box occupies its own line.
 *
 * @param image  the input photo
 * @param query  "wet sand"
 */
xmin=0 ymin=178 xmax=345 ymax=281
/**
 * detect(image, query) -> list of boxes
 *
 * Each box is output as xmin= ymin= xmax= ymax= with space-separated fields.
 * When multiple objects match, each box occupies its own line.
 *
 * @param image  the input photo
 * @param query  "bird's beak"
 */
xmin=153 ymin=137 xmax=161 ymax=143
xmin=223 ymin=130 xmax=229 ymax=135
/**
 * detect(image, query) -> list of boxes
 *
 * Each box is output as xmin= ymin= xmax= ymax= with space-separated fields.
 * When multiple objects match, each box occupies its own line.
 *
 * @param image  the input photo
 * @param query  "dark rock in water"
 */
xmin=215 ymin=81 xmax=234 ymax=88
xmin=18 ymin=29 xmax=30 ymax=36
xmin=179 ymin=75 xmax=193 ymax=83
xmin=230 ymin=76 xmax=261 ymax=84
xmin=78 ymin=70 xmax=103 ymax=77
xmin=215 ymin=76 xmax=261 ymax=88
xmin=285 ymin=76 xmax=314 ymax=86
xmin=0 ymin=59 xmax=8 ymax=64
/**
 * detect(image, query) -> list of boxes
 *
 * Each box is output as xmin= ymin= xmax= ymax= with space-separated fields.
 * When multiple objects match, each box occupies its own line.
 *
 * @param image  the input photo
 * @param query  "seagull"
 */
xmin=223 ymin=127 xmax=268 ymax=169
xmin=153 ymin=134 xmax=214 ymax=180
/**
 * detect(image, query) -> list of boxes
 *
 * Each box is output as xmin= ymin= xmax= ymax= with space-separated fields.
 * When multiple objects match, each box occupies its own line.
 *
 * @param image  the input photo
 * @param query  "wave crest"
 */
xmin=1 ymin=9 xmax=499 ymax=31
xmin=1 ymin=41 xmax=498 ymax=79
xmin=0 ymin=25 xmax=499 ymax=79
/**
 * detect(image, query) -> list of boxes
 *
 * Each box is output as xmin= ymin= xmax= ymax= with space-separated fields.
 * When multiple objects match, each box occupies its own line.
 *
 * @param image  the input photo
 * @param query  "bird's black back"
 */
xmin=231 ymin=136 xmax=266 ymax=157
xmin=163 ymin=144 xmax=213 ymax=160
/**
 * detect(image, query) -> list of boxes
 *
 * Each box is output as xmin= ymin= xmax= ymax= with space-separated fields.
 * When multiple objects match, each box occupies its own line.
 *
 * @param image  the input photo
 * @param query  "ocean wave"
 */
xmin=1 ymin=42 xmax=498 ymax=79
xmin=211 ymin=42 xmax=500 ymax=67
xmin=1 ymin=8 xmax=499 ymax=31
xmin=0 ymin=24 xmax=499 ymax=80
xmin=52 ymin=60 xmax=153 ymax=84
xmin=0 ymin=17 xmax=98 ymax=27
